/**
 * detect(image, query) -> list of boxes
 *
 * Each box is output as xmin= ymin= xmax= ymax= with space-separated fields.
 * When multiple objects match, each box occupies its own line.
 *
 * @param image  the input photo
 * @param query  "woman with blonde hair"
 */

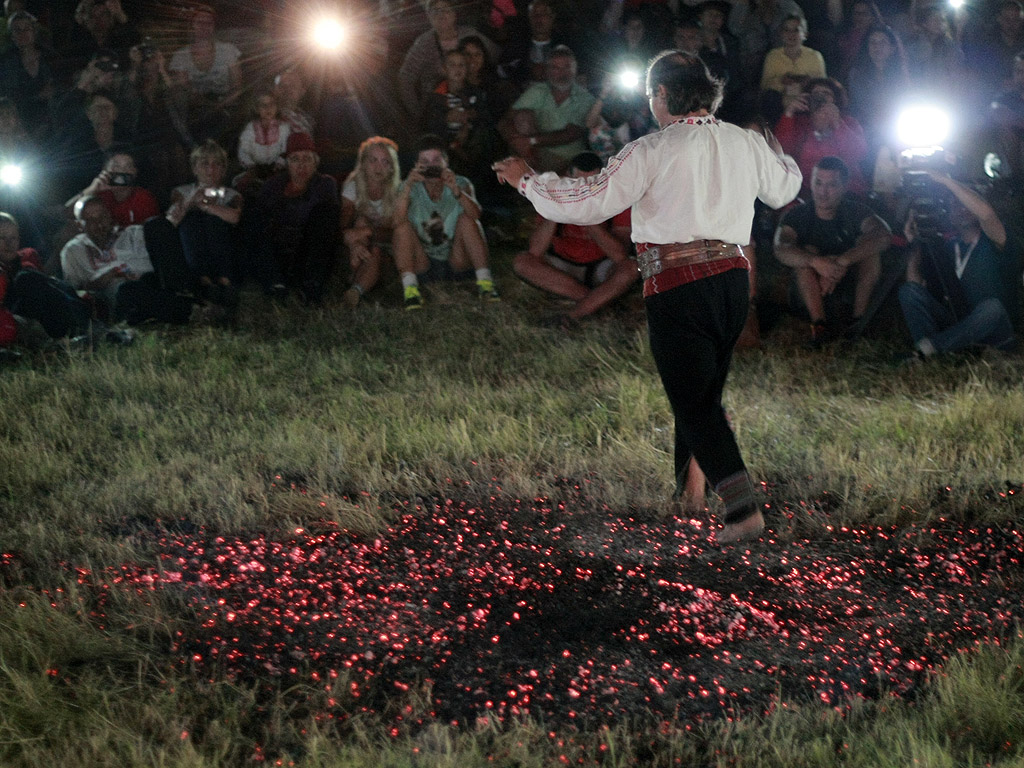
xmin=340 ymin=136 xmax=401 ymax=307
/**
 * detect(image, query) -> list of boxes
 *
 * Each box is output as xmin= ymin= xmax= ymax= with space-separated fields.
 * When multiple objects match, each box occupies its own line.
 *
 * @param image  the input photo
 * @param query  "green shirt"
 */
xmin=512 ymin=82 xmax=596 ymax=160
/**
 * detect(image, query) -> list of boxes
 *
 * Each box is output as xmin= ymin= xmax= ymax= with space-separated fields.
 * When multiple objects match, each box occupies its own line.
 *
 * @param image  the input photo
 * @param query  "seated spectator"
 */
xmin=422 ymin=49 xmax=489 ymax=175
xmin=460 ymin=36 xmax=516 ymax=171
xmin=693 ymin=1 xmax=744 ymax=118
xmin=165 ymin=140 xmax=241 ymax=312
xmin=989 ymin=50 xmax=1024 ymax=182
xmin=51 ymin=89 xmax=133 ymax=204
xmin=167 ymin=6 xmax=241 ymax=145
xmin=600 ymin=9 xmax=662 ymax=80
xmin=585 ymin=70 xmax=656 ymax=162
xmin=512 ymin=151 xmax=637 ymax=320
xmin=899 ymin=169 xmax=1020 ymax=360
xmin=729 ymin=0 xmax=805 ymax=89
xmin=965 ymin=0 xmax=1024 ymax=103
xmin=904 ymin=4 xmax=965 ymax=94
xmin=0 ymin=98 xmax=47 ymax=251
xmin=830 ymin=0 xmax=885 ymax=84
xmin=398 ymin=0 xmax=499 ymax=123
xmin=0 ymin=10 xmax=53 ymax=139
xmin=65 ymin=147 xmax=159 ymax=227
xmin=273 ymin=69 xmax=314 ymax=136
xmin=124 ymin=40 xmax=190 ymax=205
xmin=249 ymin=132 xmax=340 ymax=305
xmin=234 ymin=89 xmax=290 ymax=196
xmin=316 ymin=28 xmax=406 ymax=171
xmin=760 ymin=14 xmax=826 ymax=109
xmin=497 ymin=0 xmax=568 ymax=89
xmin=50 ymin=47 xmax=132 ymax=138
xmin=340 ymin=136 xmax=402 ymax=308
xmin=1 ymin=211 xmax=91 ymax=351
xmin=775 ymin=78 xmax=869 ymax=197
xmin=774 ymin=156 xmax=892 ymax=345
xmin=60 ymin=194 xmax=194 ymax=324
xmin=846 ymin=24 xmax=911 ymax=173
xmin=61 ymin=0 xmax=137 ymax=84
xmin=393 ymin=133 xmax=498 ymax=309
xmin=498 ymin=45 xmax=596 ymax=174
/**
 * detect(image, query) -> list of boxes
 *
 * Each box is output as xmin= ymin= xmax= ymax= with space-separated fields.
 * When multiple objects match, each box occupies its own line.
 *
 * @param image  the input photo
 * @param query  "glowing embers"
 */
xmin=79 ymin=491 xmax=1024 ymax=729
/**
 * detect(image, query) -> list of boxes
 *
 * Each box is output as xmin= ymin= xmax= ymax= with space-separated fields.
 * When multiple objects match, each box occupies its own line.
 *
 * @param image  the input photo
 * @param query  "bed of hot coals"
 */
xmin=14 ymin=481 xmax=1024 ymax=731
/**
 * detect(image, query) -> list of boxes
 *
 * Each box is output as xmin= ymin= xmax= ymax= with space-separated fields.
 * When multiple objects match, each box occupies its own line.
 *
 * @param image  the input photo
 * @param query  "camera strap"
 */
xmin=953 ymin=239 xmax=976 ymax=280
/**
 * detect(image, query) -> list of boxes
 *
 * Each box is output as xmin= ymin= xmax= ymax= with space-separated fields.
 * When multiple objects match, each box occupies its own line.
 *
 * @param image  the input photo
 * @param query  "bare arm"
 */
xmin=835 ymin=214 xmax=891 ymax=269
xmin=928 ymin=170 xmax=1005 ymax=248
xmin=583 ymin=222 xmax=629 ymax=262
xmin=527 ymin=217 xmax=557 ymax=256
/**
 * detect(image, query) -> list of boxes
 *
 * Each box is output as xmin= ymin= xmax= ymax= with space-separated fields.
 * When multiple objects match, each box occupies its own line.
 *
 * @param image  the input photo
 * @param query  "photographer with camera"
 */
xmin=64 ymin=148 xmax=158 ymax=227
xmin=164 ymin=139 xmax=241 ymax=314
xmin=775 ymin=77 xmax=868 ymax=198
xmin=393 ymin=133 xmax=497 ymax=310
xmin=898 ymin=168 xmax=1021 ymax=360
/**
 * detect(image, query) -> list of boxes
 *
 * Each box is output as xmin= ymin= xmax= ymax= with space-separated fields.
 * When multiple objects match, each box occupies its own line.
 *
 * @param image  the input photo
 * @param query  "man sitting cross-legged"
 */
xmin=513 ymin=151 xmax=637 ymax=321
xmin=773 ymin=155 xmax=892 ymax=345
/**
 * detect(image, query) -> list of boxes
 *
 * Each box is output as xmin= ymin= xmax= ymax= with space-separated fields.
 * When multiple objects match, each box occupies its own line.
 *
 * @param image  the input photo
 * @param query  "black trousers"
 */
xmin=645 ymin=268 xmax=750 ymax=495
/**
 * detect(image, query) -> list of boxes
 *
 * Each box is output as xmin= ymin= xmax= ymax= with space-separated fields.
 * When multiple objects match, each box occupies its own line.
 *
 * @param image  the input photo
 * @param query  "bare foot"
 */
xmin=670 ymin=492 xmax=706 ymax=516
xmin=717 ymin=510 xmax=765 ymax=544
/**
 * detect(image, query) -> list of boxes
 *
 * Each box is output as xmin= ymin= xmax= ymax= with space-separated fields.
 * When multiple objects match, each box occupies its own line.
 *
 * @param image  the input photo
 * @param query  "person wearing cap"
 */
xmin=249 ymin=132 xmax=340 ymax=305
xmin=494 ymin=51 xmax=801 ymax=544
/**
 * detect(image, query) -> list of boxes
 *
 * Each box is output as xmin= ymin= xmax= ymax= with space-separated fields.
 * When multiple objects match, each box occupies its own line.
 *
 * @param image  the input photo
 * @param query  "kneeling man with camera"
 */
xmin=898 ymin=170 xmax=1021 ymax=360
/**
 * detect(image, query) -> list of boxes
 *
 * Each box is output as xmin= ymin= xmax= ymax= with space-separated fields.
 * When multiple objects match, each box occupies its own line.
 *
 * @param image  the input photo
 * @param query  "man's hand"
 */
xmin=442 ymin=167 xmax=460 ymax=196
xmin=492 ymin=156 xmax=535 ymax=188
xmin=811 ymin=255 xmax=846 ymax=294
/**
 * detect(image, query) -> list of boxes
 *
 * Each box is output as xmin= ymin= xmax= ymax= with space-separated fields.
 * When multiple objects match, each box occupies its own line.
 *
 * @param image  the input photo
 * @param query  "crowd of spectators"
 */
xmin=0 ymin=0 xmax=1021 ymax=358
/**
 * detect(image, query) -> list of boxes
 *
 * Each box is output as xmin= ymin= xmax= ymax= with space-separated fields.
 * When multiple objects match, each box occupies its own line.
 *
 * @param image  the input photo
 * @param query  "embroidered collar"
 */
xmin=668 ymin=115 xmax=718 ymax=127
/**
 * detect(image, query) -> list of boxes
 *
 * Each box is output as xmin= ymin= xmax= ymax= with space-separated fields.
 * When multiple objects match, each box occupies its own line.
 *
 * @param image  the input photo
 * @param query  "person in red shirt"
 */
xmin=1 ymin=212 xmax=90 ymax=350
xmin=513 ymin=151 xmax=637 ymax=320
xmin=65 ymin=148 xmax=160 ymax=227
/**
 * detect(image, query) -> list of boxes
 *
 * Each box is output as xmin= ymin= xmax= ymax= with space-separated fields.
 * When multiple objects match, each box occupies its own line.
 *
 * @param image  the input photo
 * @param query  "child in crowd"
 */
xmin=340 ymin=136 xmax=402 ymax=308
xmin=421 ymin=49 xmax=486 ymax=175
xmin=234 ymin=90 xmax=290 ymax=196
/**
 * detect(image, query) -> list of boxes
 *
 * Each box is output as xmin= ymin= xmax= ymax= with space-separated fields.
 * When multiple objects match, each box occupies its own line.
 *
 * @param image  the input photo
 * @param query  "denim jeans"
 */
xmin=898 ymin=281 xmax=1016 ymax=353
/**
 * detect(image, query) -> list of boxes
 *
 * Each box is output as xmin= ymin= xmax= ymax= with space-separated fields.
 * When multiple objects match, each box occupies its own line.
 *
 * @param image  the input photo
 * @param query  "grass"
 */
xmin=1 ymin=262 xmax=1023 ymax=766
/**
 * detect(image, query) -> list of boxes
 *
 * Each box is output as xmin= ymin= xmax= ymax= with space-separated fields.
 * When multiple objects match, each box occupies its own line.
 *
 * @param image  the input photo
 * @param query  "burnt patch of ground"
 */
xmin=57 ymin=483 xmax=1024 ymax=731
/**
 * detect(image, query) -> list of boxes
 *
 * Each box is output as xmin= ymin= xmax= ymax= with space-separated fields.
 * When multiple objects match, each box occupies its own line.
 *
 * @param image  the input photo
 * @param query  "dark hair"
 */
xmin=413 ymin=133 xmax=448 ymax=158
xmin=814 ymin=155 xmax=850 ymax=183
xmin=803 ymin=76 xmax=849 ymax=111
xmin=569 ymin=151 xmax=603 ymax=173
xmin=103 ymin=143 xmax=135 ymax=164
xmin=852 ymin=23 xmax=909 ymax=80
xmin=646 ymin=50 xmax=723 ymax=116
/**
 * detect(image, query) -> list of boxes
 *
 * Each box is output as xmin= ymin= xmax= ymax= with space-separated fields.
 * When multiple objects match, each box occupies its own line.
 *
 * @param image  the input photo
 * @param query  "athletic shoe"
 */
xmin=404 ymin=284 xmax=423 ymax=310
xmin=477 ymin=279 xmax=500 ymax=302
xmin=342 ymin=287 xmax=361 ymax=309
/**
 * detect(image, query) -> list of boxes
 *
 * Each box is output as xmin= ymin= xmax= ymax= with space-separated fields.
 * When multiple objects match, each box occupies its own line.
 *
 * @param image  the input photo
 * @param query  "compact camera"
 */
xmin=203 ymin=187 xmax=226 ymax=203
xmin=421 ymin=166 xmax=443 ymax=179
xmin=108 ymin=172 xmax=134 ymax=187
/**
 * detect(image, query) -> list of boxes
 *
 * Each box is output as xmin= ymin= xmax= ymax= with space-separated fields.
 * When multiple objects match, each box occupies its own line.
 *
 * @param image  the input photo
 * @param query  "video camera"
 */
xmin=897 ymin=105 xmax=955 ymax=240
